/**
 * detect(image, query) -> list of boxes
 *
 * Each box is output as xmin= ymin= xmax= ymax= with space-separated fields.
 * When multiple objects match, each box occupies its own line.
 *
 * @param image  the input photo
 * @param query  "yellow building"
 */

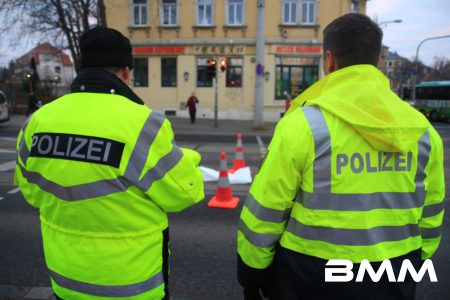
xmin=105 ymin=0 xmax=367 ymax=122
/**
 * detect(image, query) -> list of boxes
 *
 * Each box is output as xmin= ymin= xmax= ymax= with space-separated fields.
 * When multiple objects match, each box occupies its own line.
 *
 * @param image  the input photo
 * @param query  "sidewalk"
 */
xmin=166 ymin=115 xmax=277 ymax=138
xmin=6 ymin=114 xmax=278 ymax=138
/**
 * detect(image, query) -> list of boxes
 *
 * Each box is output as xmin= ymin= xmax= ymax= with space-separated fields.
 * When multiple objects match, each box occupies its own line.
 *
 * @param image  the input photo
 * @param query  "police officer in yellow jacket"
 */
xmin=237 ymin=13 xmax=445 ymax=300
xmin=15 ymin=27 xmax=204 ymax=300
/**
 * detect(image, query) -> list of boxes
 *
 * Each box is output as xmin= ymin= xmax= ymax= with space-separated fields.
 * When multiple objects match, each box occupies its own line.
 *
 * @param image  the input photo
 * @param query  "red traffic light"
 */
xmin=207 ymin=59 xmax=217 ymax=79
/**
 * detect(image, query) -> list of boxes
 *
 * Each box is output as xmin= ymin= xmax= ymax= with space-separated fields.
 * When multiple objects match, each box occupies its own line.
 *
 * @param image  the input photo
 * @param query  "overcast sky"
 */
xmin=1 ymin=1 xmax=449 ymax=68
xmin=367 ymin=0 xmax=450 ymax=66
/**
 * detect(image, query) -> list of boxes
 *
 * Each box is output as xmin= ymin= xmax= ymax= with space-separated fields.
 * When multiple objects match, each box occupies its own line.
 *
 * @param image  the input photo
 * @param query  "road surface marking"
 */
xmin=256 ymin=136 xmax=266 ymax=158
xmin=0 ymin=148 xmax=16 ymax=153
xmin=0 ymin=197 xmax=3 ymax=201
xmin=0 ymin=137 xmax=17 ymax=142
xmin=7 ymin=187 xmax=20 ymax=194
xmin=0 ymin=160 xmax=16 ymax=171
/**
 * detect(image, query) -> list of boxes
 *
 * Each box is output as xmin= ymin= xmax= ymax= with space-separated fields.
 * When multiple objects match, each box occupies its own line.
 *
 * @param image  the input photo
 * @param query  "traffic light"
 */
xmin=207 ymin=59 xmax=217 ymax=79
xmin=219 ymin=59 xmax=227 ymax=72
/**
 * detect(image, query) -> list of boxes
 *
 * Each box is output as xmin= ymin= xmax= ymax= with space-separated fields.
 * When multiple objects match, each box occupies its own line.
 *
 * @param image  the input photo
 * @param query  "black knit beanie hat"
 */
xmin=80 ymin=27 xmax=133 ymax=69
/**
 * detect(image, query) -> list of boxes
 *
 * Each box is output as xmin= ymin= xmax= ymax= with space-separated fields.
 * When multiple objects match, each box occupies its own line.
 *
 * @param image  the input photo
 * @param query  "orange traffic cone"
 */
xmin=231 ymin=133 xmax=246 ymax=172
xmin=208 ymin=152 xmax=240 ymax=209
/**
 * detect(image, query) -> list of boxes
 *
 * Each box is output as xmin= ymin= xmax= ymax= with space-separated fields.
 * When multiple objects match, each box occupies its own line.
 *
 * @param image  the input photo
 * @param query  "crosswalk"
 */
xmin=0 ymin=159 xmax=20 ymax=195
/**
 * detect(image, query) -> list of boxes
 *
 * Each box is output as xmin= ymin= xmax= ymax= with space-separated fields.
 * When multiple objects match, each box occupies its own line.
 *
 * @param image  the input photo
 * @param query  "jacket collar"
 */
xmin=70 ymin=68 xmax=144 ymax=105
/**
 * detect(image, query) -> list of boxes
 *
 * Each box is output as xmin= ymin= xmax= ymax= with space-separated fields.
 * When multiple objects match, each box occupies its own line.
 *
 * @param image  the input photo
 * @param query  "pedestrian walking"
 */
xmin=15 ymin=26 xmax=204 ymax=300
xmin=237 ymin=13 xmax=445 ymax=300
xmin=185 ymin=92 xmax=199 ymax=123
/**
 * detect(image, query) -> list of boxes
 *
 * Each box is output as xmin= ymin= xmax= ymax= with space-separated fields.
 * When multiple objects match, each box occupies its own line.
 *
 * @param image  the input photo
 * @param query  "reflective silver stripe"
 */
xmin=245 ymin=193 xmax=291 ymax=223
xmin=295 ymin=130 xmax=429 ymax=212
xmin=422 ymin=202 xmax=445 ymax=218
xmin=415 ymin=130 xmax=430 ymax=188
xmin=17 ymin=112 xmax=180 ymax=201
xmin=286 ymin=107 xmax=431 ymax=246
xmin=20 ymin=164 xmax=132 ymax=201
xmin=420 ymin=227 xmax=442 ymax=239
xmin=217 ymin=175 xmax=230 ymax=188
xmin=302 ymin=106 xmax=332 ymax=193
xmin=124 ymin=111 xmax=165 ymax=183
xmin=235 ymin=151 xmax=244 ymax=159
xmin=299 ymin=190 xmax=425 ymax=211
xmin=18 ymin=116 xmax=32 ymax=165
xmin=50 ymin=269 xmax=163 ymax=297
xmin=286 ymin=218 xmax=419 ymax=246
xmin=220 ymin=158 xmax=227 ymax=170
xmin=137 ymin=143 xmax=183 ymax=191
xmin=238 ymin=219 xmax=281 ymax=248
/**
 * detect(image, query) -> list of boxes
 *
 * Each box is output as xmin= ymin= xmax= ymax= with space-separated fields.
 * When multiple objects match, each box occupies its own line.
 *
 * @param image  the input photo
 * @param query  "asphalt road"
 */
xmin=1 ymin=120 xmax=450 ymax=300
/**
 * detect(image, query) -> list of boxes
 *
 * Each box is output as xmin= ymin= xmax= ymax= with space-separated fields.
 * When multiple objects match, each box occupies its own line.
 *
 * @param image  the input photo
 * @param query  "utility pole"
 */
xmin=253 ymin=0 xmax=265 ymax=128
xmin=213 ymin=76 xmax=218 ymax=127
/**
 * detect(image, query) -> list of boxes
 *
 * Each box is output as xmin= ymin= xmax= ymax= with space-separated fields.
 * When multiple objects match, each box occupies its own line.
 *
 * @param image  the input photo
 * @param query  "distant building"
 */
xmin=13 ymin=43 xmax=75 ymax=95
xmin=105 ymin=0 xmax=368 ymax=121
xmin=379 ymin=48 xmax=415 ymax=98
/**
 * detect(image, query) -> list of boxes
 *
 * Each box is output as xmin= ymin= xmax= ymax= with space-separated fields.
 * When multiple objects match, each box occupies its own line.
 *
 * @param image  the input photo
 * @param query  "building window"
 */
xmin=275 ymin=56 xmax=319 ymax=99
xmin=350 ymin=0 xmax=360 ymax=12
xmin=226 ymin=57 xmax=242 ymax=87
xmin=160 ymin=0 xmax=178 ymax=26
xmin=133 ymin=58 xmax=148 ymax=87
xmin=282 ymin=0 xmax=298 ymax=25
xmin=301 ymin=0 xmax=316 ymax=24
xmin=161 ymin=58 xmax=177 ymax=87
xmin=132 ymin=0 xmax=148 ymax=26
xmin=197 ymin=0 xmax=213 ymax=25
xmin=226 ymin=0 xmax=243 ymax=25
xmin=197 ymin=58 xmax=213 ymax=87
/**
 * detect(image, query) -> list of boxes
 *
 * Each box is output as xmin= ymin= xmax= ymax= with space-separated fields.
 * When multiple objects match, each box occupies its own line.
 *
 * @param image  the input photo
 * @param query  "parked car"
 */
xmin=0 ymin=90 xmax=12 ymax=123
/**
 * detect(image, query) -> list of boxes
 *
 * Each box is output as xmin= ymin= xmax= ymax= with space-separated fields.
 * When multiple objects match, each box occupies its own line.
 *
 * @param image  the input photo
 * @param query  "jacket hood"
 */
xmin=288 ymin=65 xmax=429 ymax=152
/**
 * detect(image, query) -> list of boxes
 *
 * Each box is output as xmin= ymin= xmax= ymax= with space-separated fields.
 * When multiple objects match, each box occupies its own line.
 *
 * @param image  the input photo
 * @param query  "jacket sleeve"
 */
xmin=138 ymin=117 xmax=204 ymax=212
xmin=237 ymin=112 xmax=311 ymax=287
xmin=420 ymin=127 xmax=445 ymax=259
xmin=14 ymin=118 xmax=39 ymax=208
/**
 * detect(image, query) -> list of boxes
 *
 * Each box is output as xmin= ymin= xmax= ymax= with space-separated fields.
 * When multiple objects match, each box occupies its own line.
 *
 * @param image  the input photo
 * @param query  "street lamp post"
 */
xmin=378 ymin=19 xmax=402 ymax=27
xmin=412 ymin=35 xmax=450 ymax=101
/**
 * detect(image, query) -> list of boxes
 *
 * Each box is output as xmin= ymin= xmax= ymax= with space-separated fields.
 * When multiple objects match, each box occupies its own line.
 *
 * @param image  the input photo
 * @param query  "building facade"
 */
xmin=13 ymin=43 xmax=75 ymax=96
xmin=105 ymin=0 xmax=367 ymax=121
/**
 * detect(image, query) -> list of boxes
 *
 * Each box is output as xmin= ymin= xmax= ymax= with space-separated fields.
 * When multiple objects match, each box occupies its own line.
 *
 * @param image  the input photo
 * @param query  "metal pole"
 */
xmin=378 ymin=19 xmax=402 ymax=27
xmin=253 ymin=0 xmax=265 ymax=128
xmin=214 ymin=76 xmax=218 ymax=127
xmin=412 ymin=35 xmax=450 ymax=101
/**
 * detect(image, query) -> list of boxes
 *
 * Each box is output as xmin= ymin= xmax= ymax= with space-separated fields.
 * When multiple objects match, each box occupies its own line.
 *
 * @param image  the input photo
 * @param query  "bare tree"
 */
xmin=430 ymin=56 xmax=450 ymax=81
xmin=0 ymin=0 xmax=106 ymax=72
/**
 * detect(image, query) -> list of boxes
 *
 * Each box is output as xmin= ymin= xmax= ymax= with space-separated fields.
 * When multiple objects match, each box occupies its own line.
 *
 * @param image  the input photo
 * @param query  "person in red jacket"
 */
xmin=185 ymin=92 xmax=199 ymax=123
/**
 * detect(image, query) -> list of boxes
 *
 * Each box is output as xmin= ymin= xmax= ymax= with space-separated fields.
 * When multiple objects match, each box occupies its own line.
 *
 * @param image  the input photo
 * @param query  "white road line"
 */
xmin=0 ymin=149 xmax=16 ymax=153
xmin=0 ymin=137 xmax=17 ymax=142
xmin=0 ymin=197 xmax=4 ymax=201
xmin=7 ymin=187 xmax=20 ymax=194
xmin=256 ymin=136 xmax=266 ymax=158
xmin=0 ymin=160 xmax=16 ymax=171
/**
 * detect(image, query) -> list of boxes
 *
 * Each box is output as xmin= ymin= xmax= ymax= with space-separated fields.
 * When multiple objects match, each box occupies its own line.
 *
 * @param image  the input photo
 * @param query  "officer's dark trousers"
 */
xmin=268 ymin=246 xmax=422 ymax=300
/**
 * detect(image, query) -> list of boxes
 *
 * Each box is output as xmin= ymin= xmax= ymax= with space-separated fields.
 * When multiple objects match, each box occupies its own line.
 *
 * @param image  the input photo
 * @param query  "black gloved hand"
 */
xmin=244 ymin=287 xmax=264 ymax=300
xmin=238 ymin=254 xmax=272 ymax=299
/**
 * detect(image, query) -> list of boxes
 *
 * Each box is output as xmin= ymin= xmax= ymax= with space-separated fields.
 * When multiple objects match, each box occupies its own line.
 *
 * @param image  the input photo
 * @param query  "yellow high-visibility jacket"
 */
xmin=15 ymin=90 xmax=204 ymax=299
xmin=238 ymin=65 xmax=445 ymax=271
